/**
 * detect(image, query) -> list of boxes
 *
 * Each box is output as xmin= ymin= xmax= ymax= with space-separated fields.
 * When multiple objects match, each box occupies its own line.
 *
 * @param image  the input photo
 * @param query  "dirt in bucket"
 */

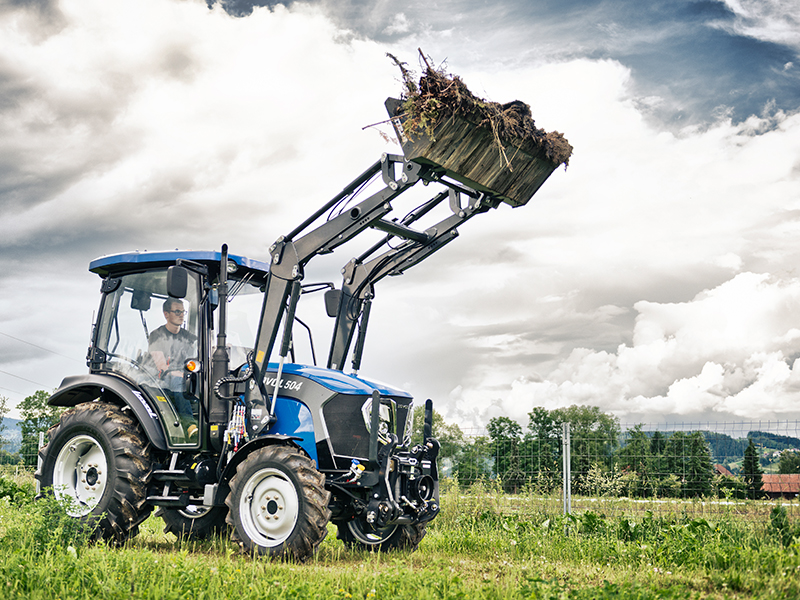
xmin=387 ymin=50 xmax=573 ymax=169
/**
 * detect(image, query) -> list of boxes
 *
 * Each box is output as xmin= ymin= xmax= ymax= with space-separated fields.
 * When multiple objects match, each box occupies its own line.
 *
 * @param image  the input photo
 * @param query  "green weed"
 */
xmin=0 ymin=475 xmax=34 ymax=506
xmin=0 ymin=478 xmax=798 ymax=598
xmin=1 ymin=487 xmax=102 ymax=558
xmin=769 ymin=504 xmax=800 ymax=547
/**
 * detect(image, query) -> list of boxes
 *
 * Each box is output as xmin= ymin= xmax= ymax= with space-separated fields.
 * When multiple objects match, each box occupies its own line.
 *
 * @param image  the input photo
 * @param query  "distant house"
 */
xmin=761 ymin=474 xmax=800 ymax=499
xmin=714 ymin=465 xmax=800 ymax=499
xmin=714 ymin=464 xmax=734 ymax=478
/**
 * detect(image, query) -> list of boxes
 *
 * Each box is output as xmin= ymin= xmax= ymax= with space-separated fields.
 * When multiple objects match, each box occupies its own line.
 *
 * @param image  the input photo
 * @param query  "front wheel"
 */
xmin=35 ymin=402 xmax=153 ymax=543
xmin=225 ymin=444 xmax=330 ymax=560
xmin=335 ymin=518 xmax=427 ymax=552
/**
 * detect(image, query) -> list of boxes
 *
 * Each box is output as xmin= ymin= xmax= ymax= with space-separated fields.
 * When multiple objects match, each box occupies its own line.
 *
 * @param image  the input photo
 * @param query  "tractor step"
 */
xmin=146 ymin=493 xmax=205 ymax=507
xmin=151 ymin=469 xmax=193 ymax=484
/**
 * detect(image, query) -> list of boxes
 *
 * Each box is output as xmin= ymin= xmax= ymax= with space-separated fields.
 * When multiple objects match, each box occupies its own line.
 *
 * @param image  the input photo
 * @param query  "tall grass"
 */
xmin=0 ymin=475 xmax=799 ymax=599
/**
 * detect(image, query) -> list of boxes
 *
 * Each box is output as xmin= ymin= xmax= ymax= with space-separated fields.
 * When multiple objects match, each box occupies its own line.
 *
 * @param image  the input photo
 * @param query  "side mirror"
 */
xmin=131 ymin=289 xmax=152 ymax=311
xmin=324 ymin=289 xmax=341 ymax=318
xmin=167 ymin=266 xmax=188 ymax=299
xmin=208 ymin=288 xmax=219 ymax=310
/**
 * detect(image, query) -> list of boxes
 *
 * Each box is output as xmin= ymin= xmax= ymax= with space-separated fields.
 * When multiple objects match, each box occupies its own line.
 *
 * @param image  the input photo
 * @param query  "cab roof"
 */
xmin=89 ymin=250 xmax=271 ymax=282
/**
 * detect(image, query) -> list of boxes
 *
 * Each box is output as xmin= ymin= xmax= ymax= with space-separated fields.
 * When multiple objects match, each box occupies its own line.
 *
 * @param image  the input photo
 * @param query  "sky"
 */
xmin=1 ymin=0 xmax=800 ymax=432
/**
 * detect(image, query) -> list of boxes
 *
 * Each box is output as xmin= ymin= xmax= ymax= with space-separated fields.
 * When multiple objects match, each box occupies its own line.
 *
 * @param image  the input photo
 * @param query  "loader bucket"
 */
xmin=386 ymin=97 xmax=566 ymax=208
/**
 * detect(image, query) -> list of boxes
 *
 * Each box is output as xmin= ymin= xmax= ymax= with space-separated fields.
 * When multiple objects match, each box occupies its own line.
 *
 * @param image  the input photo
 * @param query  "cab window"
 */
xmin=95 ymin=270 xmax=202 ymax=446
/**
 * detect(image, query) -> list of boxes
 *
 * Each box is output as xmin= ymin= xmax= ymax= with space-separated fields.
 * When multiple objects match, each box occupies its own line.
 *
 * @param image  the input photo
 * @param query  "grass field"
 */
xmin=1 ymin=475 xmax=800 ymax=599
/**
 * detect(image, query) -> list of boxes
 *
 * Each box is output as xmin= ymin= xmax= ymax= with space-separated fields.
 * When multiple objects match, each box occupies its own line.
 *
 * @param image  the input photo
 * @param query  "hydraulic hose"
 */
xmin=213 ymin=351 xmax=255 ymax=401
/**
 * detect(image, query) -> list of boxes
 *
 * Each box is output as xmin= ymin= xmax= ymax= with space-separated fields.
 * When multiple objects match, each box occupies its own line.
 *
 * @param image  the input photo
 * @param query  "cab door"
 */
xmin=93 ymin=268 xmax=203 ymax=447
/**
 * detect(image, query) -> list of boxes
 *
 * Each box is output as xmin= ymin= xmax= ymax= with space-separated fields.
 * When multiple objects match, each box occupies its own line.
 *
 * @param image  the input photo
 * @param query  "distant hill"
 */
xmin=701 ymin=432 xmax=749 ymax=465
xmin=748 ymin=431 xmax=800 ymax=452
xmin=621 ymin=429 xmax=800 ymax=468
xmin=700 ymin=430 xmax=800 ymax=464
xmin=0 ymin=418 xmax=22 ymax=454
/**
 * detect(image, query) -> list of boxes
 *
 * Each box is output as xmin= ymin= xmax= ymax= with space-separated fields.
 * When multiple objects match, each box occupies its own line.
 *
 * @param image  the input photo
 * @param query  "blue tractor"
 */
xmin=35 ymin=99 xmax=565 ymax=559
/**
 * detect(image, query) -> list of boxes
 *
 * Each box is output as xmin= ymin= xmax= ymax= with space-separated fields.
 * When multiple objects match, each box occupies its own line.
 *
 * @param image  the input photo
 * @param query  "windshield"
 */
xmin=95 ymin=270 xmax=202 ymax=446
xmin=214 ymin=276 xmax=264 ymax=370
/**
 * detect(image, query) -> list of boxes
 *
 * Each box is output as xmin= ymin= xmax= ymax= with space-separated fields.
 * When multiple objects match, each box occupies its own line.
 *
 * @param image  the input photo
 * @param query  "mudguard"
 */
xmin=48 ymin=373 xmax=169 ymax=450
xmin=218 ymin=434 xmax=304 ymax=484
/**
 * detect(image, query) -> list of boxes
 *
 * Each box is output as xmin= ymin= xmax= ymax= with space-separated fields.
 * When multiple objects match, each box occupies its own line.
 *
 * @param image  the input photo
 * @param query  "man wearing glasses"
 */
xmin=149 ymin=298 xmax=199 ymax=439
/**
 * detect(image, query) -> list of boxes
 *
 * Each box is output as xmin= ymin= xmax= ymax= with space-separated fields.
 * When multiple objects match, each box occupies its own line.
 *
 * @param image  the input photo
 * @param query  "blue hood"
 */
xmin=270 ymin=363 xmax=412 ymax=399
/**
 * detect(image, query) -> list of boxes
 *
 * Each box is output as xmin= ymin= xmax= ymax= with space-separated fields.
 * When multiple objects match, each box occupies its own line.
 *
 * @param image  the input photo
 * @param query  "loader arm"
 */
xmin=327 ymin=186 xmax=500 ymax=372
xmin=244 ymin=95 xmax=567 ymax=433
xmin=245 ymin=154 xmax=433 ymax=431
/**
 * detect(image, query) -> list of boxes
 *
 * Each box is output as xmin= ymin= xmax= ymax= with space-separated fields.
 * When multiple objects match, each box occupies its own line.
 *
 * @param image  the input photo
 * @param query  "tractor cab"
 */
xmin=87 ymin=250 xmax=269 ymax=447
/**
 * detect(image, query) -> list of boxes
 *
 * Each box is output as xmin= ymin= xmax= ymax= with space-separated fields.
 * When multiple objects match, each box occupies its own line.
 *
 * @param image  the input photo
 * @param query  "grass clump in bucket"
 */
xmin=387 ymin=49 xmax=572 ymax=170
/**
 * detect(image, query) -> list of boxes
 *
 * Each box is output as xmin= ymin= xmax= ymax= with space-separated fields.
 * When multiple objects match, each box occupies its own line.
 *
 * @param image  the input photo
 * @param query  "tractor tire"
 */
xmin=35 ymin=401 xmax=153 ymax=543
xmin=225 ymin=444 xmax=330 ymax=560
xmin=335 ymin=518 xmax=427 ymax=552
xmin=156 ymin=505 xmax=229 ymax=540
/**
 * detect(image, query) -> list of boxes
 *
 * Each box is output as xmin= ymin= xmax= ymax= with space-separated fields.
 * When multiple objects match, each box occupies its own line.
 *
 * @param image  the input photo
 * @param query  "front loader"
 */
xmin=35 ymin=93 xmax=569 ymax=560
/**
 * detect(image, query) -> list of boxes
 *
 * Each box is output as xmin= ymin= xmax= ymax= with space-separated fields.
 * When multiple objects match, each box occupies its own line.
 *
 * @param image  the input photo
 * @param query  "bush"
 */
xmin=22 ymin=490 xmax=103 ymax=556
xmin=0 ymin=475 xmax=34 ymax=506
xmin=769 ymin=504 xmax=798 ymax=547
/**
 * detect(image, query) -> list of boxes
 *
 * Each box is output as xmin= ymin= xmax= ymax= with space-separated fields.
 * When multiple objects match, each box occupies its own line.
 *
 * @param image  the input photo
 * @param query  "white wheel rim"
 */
xmin=239 ymin=468 xmax=299 ymax=547
xmin=347 ymin=520 xmax=398 ymax=546
xmin=52 ymin=434 xmax=108 ymax=517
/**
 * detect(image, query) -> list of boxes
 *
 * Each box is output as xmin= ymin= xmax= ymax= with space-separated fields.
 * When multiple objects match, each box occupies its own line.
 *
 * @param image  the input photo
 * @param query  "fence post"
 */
xmin=562 ymin=422 xmax=571 ymax=515
xmin=35 ymin=431 xmax=45 ymax=495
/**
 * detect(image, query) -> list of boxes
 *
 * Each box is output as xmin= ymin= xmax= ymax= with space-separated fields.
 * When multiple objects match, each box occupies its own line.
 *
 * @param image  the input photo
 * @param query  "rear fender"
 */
xmin=49 ymin=374 xmax=169 ymax=450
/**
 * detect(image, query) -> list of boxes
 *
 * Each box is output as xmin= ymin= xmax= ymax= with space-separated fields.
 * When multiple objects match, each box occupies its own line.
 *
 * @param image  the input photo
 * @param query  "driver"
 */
xmin=149 ymin=298 xmax=198 ymax=439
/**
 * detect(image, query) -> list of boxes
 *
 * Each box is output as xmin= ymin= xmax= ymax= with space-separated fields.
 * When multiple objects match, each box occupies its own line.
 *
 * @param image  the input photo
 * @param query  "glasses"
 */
xmin=168 ymin=309 xmax=186 ymax=316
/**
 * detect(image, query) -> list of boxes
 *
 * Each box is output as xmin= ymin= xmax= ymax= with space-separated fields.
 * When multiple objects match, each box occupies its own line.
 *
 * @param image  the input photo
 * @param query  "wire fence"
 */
xmin=440 ymin=420 xmax=800 ymax=521
xmin=4 ymin=420 xmax=800 ymax=522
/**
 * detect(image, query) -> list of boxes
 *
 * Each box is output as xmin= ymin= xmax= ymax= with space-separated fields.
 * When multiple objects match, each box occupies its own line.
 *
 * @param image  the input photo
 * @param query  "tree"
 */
xmin=661 ymin=431 xmax=714 ymax=498
xmin=452 ymin=435 xmax=493 ymax=487
xmin=410 ymin=406 xmax=463 ymax=452
xmin=19 ymin=390 xmax=63 ymax=467
xmin=550 ymin=405 xmax=620 ymax=487
xmin=649 ymin=430 xmax=668 ymax=494
xmin=779 ymin=450 xmax=800 ymax=474
xmin=524 ymin=407 xmax=561 ymax=492
xmin=0 ymin=395 xmax=8 ymax=450
xmin=684 ymin=432 xmax=714 ymax=497
xmin=662 ymin=431 xmax=688 ymax=497
xmin=409 ymin=405 xmax=491 ymax=485
xmin=617 ymin=425 xmax=653 ymax=497
xmin=715 ymin=473 xmax=747 ymax=500
xmin=487 ymin=416 xmax=524 ymax=492
xmin=742 ymin=438 xmax=764 ymax=499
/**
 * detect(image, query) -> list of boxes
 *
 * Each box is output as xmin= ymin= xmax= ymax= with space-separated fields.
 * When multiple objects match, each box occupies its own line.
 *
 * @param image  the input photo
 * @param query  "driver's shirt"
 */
xmin=148 ymin=325 xmax=197 ymax=379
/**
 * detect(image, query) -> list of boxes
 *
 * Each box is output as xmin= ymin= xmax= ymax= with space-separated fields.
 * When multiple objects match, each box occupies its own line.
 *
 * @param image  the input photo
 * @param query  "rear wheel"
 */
xmin=225 ymin=444 xmax=330 ymax=560
xmin=35 ymin=402 xmax=153 ymax=543
xmin=336 ymin=518 xmax=427 ymax=552
xmin=156 ymin=505 xmax=229 ymax=540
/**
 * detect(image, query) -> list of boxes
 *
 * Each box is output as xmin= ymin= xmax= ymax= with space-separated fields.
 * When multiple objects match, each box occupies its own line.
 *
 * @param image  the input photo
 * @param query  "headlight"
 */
xmin=361 ymin=397 xmax=396 ymax=445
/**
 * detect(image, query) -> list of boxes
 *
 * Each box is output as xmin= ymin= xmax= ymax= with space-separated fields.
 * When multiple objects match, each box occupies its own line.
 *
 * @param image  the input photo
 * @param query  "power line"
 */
xmin=0 ymin=369 xmax=51 ymax=389
xmin=0 ymin=384 xmax=25 ymax=396
xmin=0 ymin=330 xmax=82 ymax=363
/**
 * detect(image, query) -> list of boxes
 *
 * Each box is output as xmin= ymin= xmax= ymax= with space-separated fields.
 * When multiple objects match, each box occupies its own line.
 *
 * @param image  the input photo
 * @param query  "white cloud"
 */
xmin=450 ymin=60 xmax=800 ymax=285
xmin=447 ymin=273 xmax=800 ymax=427
xmin=716 ymin=0 xmax=800 ymax=51
xmin=0 ymin=0 xmax=399 ymax=254
xmin=383 ymin=12 xmax=411 ymax=36
xmin=712 ymin=253 xmax=743 ymax=271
